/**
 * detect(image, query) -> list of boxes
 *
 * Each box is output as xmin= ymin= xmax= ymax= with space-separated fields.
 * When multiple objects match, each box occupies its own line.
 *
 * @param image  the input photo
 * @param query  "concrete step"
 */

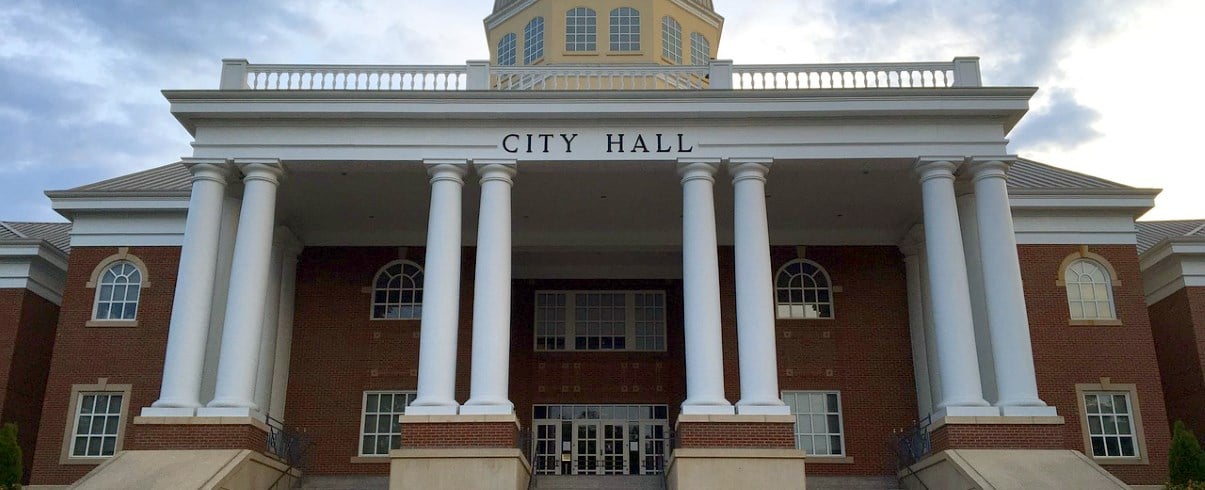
xmin=297 ymin=475 xmax=389 ymax=490
xmin=534 ymin=474 xmax=665 ymax=489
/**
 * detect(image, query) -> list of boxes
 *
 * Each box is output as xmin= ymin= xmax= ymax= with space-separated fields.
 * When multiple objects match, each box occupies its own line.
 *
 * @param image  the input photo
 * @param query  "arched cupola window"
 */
xmin=93 ymin=261 xmax=143 ymax=321
xmin=566 ymin=8 xmax=597 ymax=52
xmin=610 ymin=8 xmax=641 ymax=52
xmin=372 ymin=260 xmax=424 ymax=320
xmin=690 ymin=32 xmax=710 ymax=65
xmin=1063 ymin=258 xmax=1117 ymax=320
xmin=661 ymin=16 xmax=682 ymax=63
xmin=524 ymin=17 xmax=545 ymax=64
xmin=775 ymin=259 xmax=834 ymax=319
xmin=498 ymin=33 xmax=517 ymax=66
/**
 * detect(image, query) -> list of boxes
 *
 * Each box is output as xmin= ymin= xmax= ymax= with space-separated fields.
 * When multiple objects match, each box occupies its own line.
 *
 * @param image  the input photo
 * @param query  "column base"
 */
xmin=126 ymin=416 xmax=270 ymax=451
xmin=404 ymin=404 xmax=460 ymax=416
xmin=999 ymin=405 xmax=1058 ymax=417
xmin=140 ymin=407 xmax=197 ymax=417
xmin=675 ymin=415 xmax=796 ymax=449
xmin=932 ymin=405 xmax=1000 ymax=419
xmin=736 ymin=404 xmax=792 ymax=416
xmin=667 ymin=448 xmax=805 ymax=490
xmin=680 ymin=404 xmax=736 ymax=416
xmin=928 ymin=415 xmax=1066 ymax=453
xmin=197 ymin=406 xmax=264 ymax=420
xmin=459 ymin=404 xmax=515 ymax=416
xmin=390 ymin=448 xmax=530 ymax=490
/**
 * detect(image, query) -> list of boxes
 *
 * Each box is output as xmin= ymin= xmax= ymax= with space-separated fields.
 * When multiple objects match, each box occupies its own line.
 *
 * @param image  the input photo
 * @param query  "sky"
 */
xmin=1 ymin=0 xmax=1201 ymax=222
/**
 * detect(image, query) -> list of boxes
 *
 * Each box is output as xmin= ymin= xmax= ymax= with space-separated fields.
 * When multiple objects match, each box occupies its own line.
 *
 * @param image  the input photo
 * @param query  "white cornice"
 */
xmin=484 ymin=0 xmax=538 ymax=30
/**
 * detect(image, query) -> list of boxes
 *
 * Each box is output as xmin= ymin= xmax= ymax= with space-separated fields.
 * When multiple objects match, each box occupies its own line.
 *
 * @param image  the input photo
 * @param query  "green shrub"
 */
xmin=1170 ymin=420 xmax=1205 ymax=486
xmin=0 ymin=422 xmax=20 ymax=490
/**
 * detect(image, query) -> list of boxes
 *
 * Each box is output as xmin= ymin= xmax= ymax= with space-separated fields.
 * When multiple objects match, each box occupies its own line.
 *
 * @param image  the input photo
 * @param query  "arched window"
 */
xmin=661 ymin=16 xmax=682 ymax=63
xmin=94 ymin=261 xmax=142 ymax=320
xmin=690 ymin=32 xmax=710 ymax=65
xmin=566 ymin=8 xmax=597 ymax=52
xmin=610 ymin=8 xmax=641 ymax=52
xmin=524 ymin=17 xmax=545 ymax=64
xmin=775 ymin=259 xmax=833 ymax=319
xmin=498 ymin=33 xmax=517 ymax=66
xmin=372 ymin=261 xmax=424 ymax=320
xmin=1064 ymin=258 xmax=1116 ymax=320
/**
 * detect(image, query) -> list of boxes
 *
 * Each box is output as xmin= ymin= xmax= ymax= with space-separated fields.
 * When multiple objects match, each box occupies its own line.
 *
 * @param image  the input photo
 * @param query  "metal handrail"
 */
xmin=892 ymin=415 xmax=932 ymax=490
xmin=265 ymin=415 xmax=311 ymax=489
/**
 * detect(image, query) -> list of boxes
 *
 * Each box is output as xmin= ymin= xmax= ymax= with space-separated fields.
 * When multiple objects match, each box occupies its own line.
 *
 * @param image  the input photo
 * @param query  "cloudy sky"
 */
xmin=1 ymin=0 xmax=1201 ymax=222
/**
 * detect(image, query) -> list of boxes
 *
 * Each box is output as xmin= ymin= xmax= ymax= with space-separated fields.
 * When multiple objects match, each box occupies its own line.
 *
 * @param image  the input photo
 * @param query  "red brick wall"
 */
xmin=765 ymin=246 xmax=917 ymax=476
xmin=400 ymin=422 xmax=518 ymax=448
xmin=125 ymin=423 xmax=268 ymax=451
xmin=0 ymin=288 xmax=60 ymax=483
xmin=929 ymin=423 xmax=1065 ymax=453
xmin=1020 ymin=244 xmax=1171 ymax=485
xmin=29 ymin=247 xmax=179 ymax=486
xmin=676 ymin=422 xmax=795 ymax=449
xmin=1148 ymin=286 xmax=1205 ymax=439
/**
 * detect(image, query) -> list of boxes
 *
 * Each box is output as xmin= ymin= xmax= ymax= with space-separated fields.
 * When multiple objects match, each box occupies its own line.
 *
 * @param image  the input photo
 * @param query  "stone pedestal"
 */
xmin=391 ymin=414 xmax=529 ymax=490
xmin=668 ymin=415 xmax=805 ymax=490
xmin=126 ymin=416 xmax=269 ymax=452
xmin=928 ymin=415 xmax=1065 ymax=453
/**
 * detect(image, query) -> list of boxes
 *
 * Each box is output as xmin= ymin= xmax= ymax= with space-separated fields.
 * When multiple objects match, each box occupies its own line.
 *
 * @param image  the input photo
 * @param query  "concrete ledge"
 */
xmin=930 ymin=415 xmax=1065 ymax=430
xmin=390 ymin=447 xmax=530 ymax=490
xmin=899 ymin=449 xmax=1127 ymax=490
xmin=399 ymin=414 xmax=520 ymax=428
xmin=133 ymin=415 xmax=270 ymax=432
xmin=668 ymin=447 xmax=806 ymax=490
xmin=676 ymin=414 xmax=796 ymax=424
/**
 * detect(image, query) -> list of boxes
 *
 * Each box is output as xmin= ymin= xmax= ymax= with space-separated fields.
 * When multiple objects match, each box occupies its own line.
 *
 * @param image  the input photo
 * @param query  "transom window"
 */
xmin=775 ymin=259 xmax=834 ymax=319
xmin=534 ymin=291 xmax=666 ymax=351
xmin=689 ymin=32 xmax=710 ymax=65
xmin=609 ymin=8 xmax=641 ymax=52
xmin=783 ymin=391 xmax=845 ymax=457
xmin=661 ymin=16 xmax=682 ymax=64
xmin=94 ymin=261 xmax=142 ymax=320
xmin=566 ymin=8 xmax=597 ymax=52
xmin=1065 ymin=258 xmax=1115 ymax=320
xmin=498 ymin=33 xmax=517 ymax=66
xmin=1083 ymin=392 xmax=1138 ymax=458
xmin=524 ymin=17 xmax=545 ymax=64
xmin=360 ymin=391 xmax=416 ymax=457
xmin=372 ymin=261 xmax=423 ymax=320
xmin=70 ymin=392 xmax=123 ymax=458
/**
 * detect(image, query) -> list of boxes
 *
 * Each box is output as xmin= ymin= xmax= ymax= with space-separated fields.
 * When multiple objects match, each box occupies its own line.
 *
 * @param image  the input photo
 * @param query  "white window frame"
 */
xmin=775 ymin=259 xmax=835 ymax=319
xmin=534 ymin=290 xmax=667 ymax=352
xmin=359 ymin=390 xmax=416 ymax=457
xmin=661 ymin=16 xmax=682 ymax=64
xmin=1075 ymin=380 xmax=1148 ymax=465
xmin=370 ymin=260 xmax=424 ymax=320
xmin=498 ymin=33 xmax=517 ymax=66
xmin=690 ymin=32 xmax=710 ymax=65
xmin=91 ymin=260 xmax=145 ymax=322
xmin=524 ymin=17 xmax=545 ymax=64
xmin=60 ymin=381 xmax=131 ymax=464
xmin=609 ymin=8 xmax=641 ymax=52
xmin=782 ymin=390 xmax=846 ymax=457
xmin=565 ymin=7 xmax=597 ymax=52
xmin=1064 ymin=258 xmax=1117 ymax=321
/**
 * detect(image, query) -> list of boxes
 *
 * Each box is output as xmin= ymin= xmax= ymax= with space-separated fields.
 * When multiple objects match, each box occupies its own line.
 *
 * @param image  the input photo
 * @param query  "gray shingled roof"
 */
xmin=1136 ymin=220 xmax=1205 ymax=253
xmin=1006 ymin=158 xmax=1133 ymax=191
xmin=0 ymin=221 xmax=72 ymax=253
xmin=493 ymin=0 xmax=714 ymax=13
xmin=69 ymin=162 xmax=191 ymax=192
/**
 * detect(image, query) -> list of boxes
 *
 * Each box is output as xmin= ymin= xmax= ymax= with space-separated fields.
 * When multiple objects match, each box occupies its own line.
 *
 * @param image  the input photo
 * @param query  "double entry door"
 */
xmin=532 ymin=404 xmax=669 ymax=476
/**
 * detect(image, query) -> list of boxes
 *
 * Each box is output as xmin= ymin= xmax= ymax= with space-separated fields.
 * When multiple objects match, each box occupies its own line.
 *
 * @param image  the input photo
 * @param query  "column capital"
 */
xmin=727 ymin=158 xmax=772 ymax=184
xmin=474 ymin=160 xmax=517 ymax=185
xmin=966 ymin=156 xmax=1016 ymax=183
xmin=914 ymin=158 xmax=962 ymax=183
xmin=425 ymin=160 xmax=468 ymax=185
xmin=182 ymin=159 xmax=233 ymax=185
xmin=235 ymin=159 xmax=285 ymax=185
xmin=677 ymin=159 xmax=721 ymax=183
xmin=898 ymin=224 xmax=926 ymax=258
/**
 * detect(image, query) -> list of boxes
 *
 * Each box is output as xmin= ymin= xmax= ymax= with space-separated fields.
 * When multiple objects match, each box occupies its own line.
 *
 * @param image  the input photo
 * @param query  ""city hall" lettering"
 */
xmin=501 ymin=133 xmax=694 ymax=154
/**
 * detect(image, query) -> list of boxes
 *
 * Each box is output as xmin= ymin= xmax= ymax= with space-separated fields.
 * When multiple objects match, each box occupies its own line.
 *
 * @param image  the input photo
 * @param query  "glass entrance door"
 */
xmin=532 ymin=404 xmax=669 ymax=476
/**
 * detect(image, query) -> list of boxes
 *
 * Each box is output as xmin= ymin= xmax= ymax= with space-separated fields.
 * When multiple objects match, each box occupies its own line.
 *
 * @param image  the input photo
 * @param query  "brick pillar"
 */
xmin=927 ymin=416 xmax=1066 ymax=453
xmin=126 ymin=416 xmax=270 ymax=452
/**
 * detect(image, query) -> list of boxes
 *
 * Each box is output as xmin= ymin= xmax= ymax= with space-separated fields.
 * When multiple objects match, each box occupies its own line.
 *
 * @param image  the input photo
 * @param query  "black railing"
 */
xmin=891 ymin=415 xmax=932 ymax=490
xmin=266 ymin=416 xmax=311 ymax=471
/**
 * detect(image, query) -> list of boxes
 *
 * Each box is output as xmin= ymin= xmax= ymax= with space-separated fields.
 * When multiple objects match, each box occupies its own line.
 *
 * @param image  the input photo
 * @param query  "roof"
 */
xmin=1006 ymin=158 xmax=1133 ymax=191
xmin=493 ymin=0 xmax=714 ymax=14
xmin=0 ymin=221 xmax=72 ymax=253
xmin=1136 ymin=220 xmax=1205 ymax=254
xmin=69 ymin=162 xmax=192 ymax=192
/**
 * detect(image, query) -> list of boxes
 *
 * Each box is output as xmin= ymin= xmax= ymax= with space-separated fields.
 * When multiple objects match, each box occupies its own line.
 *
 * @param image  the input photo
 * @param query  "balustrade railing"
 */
xmin=218 ymin=57 xmax=981 ymax=91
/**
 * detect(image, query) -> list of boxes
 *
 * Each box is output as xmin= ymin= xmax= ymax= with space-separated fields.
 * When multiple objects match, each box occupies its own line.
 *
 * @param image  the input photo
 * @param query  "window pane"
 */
xmin=1090 ymin=437 xmax=1106 ymax=457
xmin=1119 ymin=437 xmax=1135 ymax=457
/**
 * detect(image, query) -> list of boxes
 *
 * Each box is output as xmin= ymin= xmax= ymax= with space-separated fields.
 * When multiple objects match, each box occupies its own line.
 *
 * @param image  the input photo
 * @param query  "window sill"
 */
xmin=606 ymin=51 xmax=644 ymax=57
xmin=563 ymin=51 xmax=599 ymax=56
xmin=1092 ymin=456 xmax=1148 ymax=466
xmin=805 ymin=456 xmax=854 ymax=464
xmin=60 ymin=456 xmax=111 ymax=465
xmin=85 ymin=320 xmax=138 ymax=328
xmin=349 ymin=456 xmax=391 ymax=464
xmin=1069 ymin=319 xmax=1123 ymax=327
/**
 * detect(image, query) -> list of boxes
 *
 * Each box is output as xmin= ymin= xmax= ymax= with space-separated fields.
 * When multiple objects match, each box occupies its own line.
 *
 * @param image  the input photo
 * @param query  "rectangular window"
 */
xmin=360 ymin=391 xmax=415 ymax=457
xmin=534 ymin=290 xmax=666 ymax=352
xmin=70 ymin=392 xmax=124 ymax=458
xmin=1083 ymin=392 xmax=1138 ymax=458
xmin=782 ymin=391 xmax=844 ymax=457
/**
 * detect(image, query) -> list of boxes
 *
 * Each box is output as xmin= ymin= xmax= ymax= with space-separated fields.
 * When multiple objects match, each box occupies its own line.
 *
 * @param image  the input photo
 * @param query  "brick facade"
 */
xmin=399 ymin=421 xmax=518 ymax=449
xmin=1148 ymin=286 xmax=1205 ymax=440
xmin=125 ymin=422 xmax=268 ymax=452
xmin=1019 ymin=244 xmax=1171 ymax=485
xmin=676 ymin=421 xmax=795 ymax=449
xmin=0 ymin=288 xmax=60 ymax=484
xmin=929 ymin=423 xmax=1065 ymax=453
xmin=29 ymin=247 xmax=179 ymax=486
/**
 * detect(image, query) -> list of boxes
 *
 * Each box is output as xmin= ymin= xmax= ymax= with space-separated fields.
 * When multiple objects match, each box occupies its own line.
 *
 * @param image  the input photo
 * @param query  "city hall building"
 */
xmin=2 ymin=0 xmax=1202 ymax=488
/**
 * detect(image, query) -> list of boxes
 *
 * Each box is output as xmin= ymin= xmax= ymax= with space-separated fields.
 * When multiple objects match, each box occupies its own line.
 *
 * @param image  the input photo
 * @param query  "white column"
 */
xmin=463 ymin=161 xmax=517 ymax=415
xmin=913 ymin=158 xmax=995 ymax=417
xmin=252 ymin=230 xmax=287 ymax=417
xmin=406 ymin=161 xmax=467 ymax=415
xmin=268 ymin=246 xmax=301 ymax=421
xmin=678 ymin=160 xmax=733 ymax=415
xmin=729 ymin=160 xmax=789 ymax=415
xmin=970 ymin=158 xmax=1055 ymax=416
xmin=146 ymin=160 xmax=231 ymax=416
xmin=956 ymin=188 xmax=998 ymax=404
xmin=203 ymin=160 xmax=285 ymax=416
xmin=919 ymin=250 xmax=944 ymax=413
xmin=899 ymin=231 xmax=933 ymax=419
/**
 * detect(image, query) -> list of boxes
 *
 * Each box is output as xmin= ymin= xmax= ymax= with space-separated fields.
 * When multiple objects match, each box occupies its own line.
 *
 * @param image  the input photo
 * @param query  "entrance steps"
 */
xmin=297 ymin=475 xmax=388 ymax=489
xmin=534 ymin=475 xmax=665 ymax=489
